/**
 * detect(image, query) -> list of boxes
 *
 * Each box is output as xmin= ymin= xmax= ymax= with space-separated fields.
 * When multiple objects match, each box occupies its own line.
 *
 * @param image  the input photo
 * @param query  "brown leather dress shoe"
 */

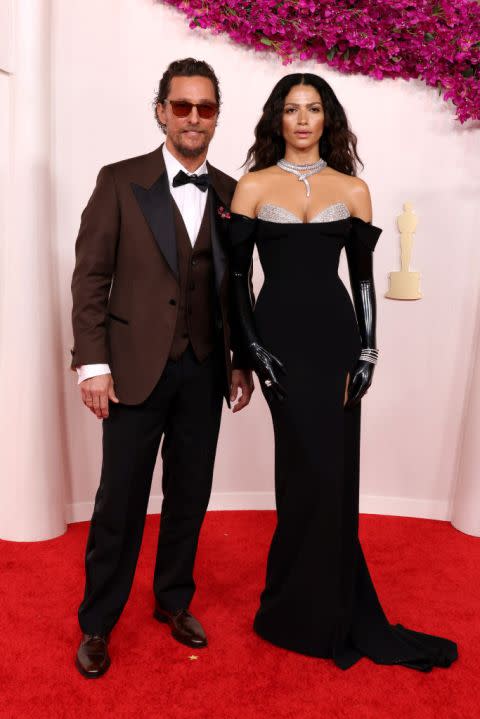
xmin=75 ymin=634 xmax=111 ymax=678
xmin=153 ymin=605 xmax=207 ymax=648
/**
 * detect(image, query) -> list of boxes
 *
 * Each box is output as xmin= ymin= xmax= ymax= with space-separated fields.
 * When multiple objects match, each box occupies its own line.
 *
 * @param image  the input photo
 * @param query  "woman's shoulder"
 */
xmin=319 ymin=167 xmax=372 ymax=220
xmin=325 ymin=168 xmax=370 ymax=205
xmin=325 ymin=166 xmax=368 ymax=189
xmin=234 ymin=167 xmax=280 ymax=207
xmin=348 ymin=177 xmax=370 ymax=208
xmin=237 ymin=165 xmax=281 ymax=186
xmin=232 ymin=168 xmax=277 ymax=214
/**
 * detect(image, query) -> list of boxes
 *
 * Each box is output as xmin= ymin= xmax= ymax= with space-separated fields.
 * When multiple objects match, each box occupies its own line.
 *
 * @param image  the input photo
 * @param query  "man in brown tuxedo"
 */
xmin=71 ymin=58 xmax=253 ymax=678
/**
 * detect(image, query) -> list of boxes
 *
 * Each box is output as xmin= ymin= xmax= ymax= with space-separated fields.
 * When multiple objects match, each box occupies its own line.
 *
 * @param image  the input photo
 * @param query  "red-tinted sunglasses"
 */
xmin=164 ymin=99 xmax=218 ymax=119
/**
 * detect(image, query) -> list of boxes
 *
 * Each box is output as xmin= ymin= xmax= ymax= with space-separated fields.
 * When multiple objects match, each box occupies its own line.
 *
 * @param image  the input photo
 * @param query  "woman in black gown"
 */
xmin=228 ymin=73 xmax=457 ymax=671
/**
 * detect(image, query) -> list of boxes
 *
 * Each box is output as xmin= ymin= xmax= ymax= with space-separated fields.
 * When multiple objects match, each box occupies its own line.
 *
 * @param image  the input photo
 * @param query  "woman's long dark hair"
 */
xmin=244 ymin=73 xmax=362 ymax=176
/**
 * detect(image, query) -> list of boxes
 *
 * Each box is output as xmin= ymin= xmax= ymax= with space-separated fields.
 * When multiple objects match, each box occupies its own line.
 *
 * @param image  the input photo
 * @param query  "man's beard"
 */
xmin=172 ymin=131 xmax=210 ymax=159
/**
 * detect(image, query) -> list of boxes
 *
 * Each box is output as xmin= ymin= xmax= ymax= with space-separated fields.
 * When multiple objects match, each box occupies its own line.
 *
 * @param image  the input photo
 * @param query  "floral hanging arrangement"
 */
xmin=160 ymin=0 xmax=480 ymax=123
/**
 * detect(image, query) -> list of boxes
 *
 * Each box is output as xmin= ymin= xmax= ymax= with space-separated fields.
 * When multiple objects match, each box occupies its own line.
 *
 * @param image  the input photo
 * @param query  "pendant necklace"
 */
xmin=277 ymin=158 xmax=327 ymax=198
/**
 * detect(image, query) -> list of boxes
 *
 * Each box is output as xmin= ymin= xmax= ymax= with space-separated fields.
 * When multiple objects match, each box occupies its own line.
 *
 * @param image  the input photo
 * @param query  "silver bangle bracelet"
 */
xmin=359 ymin=348 xmax=379 ymax=365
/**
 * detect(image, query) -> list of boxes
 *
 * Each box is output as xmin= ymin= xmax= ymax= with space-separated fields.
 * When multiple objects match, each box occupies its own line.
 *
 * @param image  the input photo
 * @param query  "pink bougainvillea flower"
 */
xmin=160 ymin=0 xmax=480 ymax=123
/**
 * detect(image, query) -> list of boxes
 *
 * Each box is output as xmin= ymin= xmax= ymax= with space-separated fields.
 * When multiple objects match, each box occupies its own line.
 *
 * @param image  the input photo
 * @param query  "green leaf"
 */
xmin=424 ymin=32 xmax=435 ymax=42
xmin=260 ymin=37 xmax=273 ymax=46
xmin=462 ymin=67 xmax=474 ymax=78
xmin=327 ymin=46 xmax=337 ymax=61
xmin=343 ymin=49 xmax=350 ymax=60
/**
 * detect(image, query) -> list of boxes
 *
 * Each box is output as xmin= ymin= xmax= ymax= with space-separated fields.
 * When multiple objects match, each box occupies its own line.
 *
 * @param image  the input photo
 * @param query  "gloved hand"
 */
xmin=248 ymin=341 xmax=286 ymax=401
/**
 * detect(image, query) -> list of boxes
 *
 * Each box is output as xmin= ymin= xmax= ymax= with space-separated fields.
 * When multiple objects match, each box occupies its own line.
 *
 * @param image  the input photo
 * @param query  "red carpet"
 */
xmin=0 ymin=512 xmax=478 ymax=719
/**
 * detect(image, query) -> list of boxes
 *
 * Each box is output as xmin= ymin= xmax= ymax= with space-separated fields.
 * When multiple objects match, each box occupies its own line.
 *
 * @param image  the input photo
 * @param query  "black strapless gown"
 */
xmin=251 ymin=205 xmax=457 ymax=671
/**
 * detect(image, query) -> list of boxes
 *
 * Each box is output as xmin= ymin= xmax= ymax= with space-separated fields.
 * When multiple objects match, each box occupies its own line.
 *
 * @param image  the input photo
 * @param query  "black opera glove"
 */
xmin=228 ymin=212 xmax=287 ymax=401
xmin=248 ymin=341 xmax=287 ymax=401
xmin=344 ymin=217 xmax=383 ymax=409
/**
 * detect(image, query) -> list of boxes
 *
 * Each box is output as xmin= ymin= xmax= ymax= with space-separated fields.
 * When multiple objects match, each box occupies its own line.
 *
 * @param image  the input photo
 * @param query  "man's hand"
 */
xmin=230 ymin=369 xmax=254 ymax=413
xmin=80 ymin=373 xmax=119 ymax=419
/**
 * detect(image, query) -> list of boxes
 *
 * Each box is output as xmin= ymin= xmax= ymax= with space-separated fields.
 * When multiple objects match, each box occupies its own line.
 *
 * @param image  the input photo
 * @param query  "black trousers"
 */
xmin=78 ymin=344 xmax=225 ymax=635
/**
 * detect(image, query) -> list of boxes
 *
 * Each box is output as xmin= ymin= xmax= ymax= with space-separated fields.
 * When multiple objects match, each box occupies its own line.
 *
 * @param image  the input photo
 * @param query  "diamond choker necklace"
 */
xmin=277 ymin=158 xmax=327 ymax=197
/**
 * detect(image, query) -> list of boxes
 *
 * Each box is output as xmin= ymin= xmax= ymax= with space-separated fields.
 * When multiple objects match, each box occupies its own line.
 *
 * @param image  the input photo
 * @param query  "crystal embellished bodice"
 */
xmin=257 ymin=201 xmax=350 ymax=224
xmin=253 ymin=200 xmax=354 ymax=316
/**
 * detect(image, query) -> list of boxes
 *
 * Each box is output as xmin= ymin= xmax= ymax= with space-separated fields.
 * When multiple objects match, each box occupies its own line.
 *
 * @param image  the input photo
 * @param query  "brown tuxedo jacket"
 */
xmin=71 ymin=144 xmax=244 ymax=405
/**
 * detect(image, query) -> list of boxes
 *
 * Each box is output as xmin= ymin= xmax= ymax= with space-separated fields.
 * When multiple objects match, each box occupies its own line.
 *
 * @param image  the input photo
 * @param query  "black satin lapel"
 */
xmin=131 ymin=173 xmax=178 ymax=279
xmin=209 ymin=189 xmax=227 ymax=296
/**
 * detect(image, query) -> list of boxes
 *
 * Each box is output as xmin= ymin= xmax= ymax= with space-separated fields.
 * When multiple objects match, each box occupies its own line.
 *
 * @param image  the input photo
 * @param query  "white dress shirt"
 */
xmin=163 ymin=143 xmax=208 ymax=245
xmin=76 ymin=144 xmax=209 ymax=384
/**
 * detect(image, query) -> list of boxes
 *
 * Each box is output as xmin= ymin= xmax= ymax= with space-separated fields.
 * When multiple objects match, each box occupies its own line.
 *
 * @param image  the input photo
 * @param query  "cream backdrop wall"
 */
xmin=1 ymin=0 xmax=479 ymax=540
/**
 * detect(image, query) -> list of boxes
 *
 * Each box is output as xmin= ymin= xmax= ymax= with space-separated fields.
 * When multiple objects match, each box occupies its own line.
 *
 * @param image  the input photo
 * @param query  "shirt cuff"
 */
xmin=77 ymin=364 xmax=111 ymax=384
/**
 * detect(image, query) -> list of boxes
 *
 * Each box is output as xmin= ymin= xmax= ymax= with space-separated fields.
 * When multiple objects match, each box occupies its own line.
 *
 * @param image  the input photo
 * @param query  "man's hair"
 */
xmin=153 ymin=58 xmax=221 ymax=132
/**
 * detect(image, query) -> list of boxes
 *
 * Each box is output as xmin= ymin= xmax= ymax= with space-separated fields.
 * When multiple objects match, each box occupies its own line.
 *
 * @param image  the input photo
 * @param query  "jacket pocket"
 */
xmin=108 ymin=312 xmax=129 ymax=325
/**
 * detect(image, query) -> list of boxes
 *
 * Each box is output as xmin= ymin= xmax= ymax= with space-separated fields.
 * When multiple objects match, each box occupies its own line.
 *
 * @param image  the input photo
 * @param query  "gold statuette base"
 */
xmin=385 ymin=271 xmax=421 ymax=300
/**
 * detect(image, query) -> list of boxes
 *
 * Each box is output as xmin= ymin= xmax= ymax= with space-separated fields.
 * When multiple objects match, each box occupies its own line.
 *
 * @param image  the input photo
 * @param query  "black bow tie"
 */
xmin=172 ymin=170 xmax=210 ymax=192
